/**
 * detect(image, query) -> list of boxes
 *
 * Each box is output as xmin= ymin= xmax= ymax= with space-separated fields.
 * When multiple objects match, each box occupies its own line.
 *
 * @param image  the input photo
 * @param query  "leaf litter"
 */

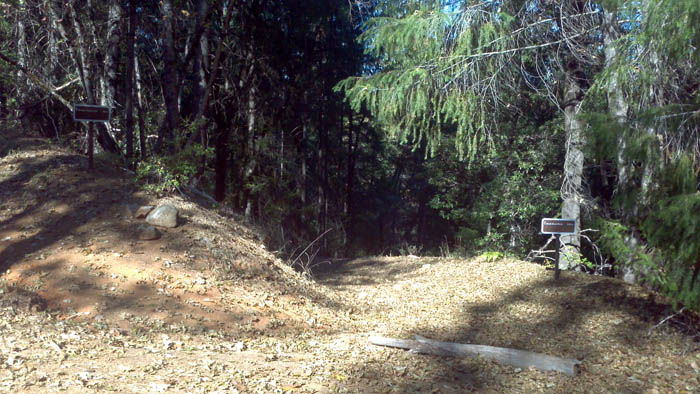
xmin=0 ymin=131 xmax=699 ymax=393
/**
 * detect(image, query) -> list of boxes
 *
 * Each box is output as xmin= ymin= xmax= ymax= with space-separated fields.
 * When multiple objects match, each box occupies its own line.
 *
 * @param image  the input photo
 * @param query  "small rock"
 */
xmin=134 ymin=205 xmax=154 ymax=219
xmin=146 ymin=204 xmax=178 ymax=228
xmin=138 ymin=225 xmax=160 ymax=241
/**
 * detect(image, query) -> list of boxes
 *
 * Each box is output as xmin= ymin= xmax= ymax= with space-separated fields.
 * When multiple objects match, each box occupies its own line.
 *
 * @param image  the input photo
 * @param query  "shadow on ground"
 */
xmin=0 ymin=131 xmax=349 ymax=338
xmin=312 ymin=257 xmax=424 ymax=286
xmin=332 ymin=257 xmax=699 ymax=393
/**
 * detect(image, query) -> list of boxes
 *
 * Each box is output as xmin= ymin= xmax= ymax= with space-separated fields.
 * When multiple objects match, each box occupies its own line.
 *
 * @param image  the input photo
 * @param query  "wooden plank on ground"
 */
xmin=369 ymin=335 xmax=581 ymax=376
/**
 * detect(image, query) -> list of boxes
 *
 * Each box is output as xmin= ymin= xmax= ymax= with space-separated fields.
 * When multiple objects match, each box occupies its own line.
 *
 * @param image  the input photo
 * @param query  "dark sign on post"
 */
xmin=73 ymin=103 xmax=111 ymax=170
xmin=540 ymin=218 xmax=577 ymax=280
xmin=540 ymin=218 xmax=576 ymax=235
xmin=73 ymin=104 xmax=111 ymax=123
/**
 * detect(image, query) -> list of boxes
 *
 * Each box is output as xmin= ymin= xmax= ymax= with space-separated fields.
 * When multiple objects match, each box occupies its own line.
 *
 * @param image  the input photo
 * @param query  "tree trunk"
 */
xmin=103 ymin=0 xmax=121 ymax=110
xmin=159 ymin=0 xmax=180 ymax=146
xmin=69 ymin=2 xmax=120 ymax=155
xmin=186 ymin=0 xmax=209 ymax=120
xmin=317 ymin=112 xmax=327 ymax=232
xmin=135 ymin=52 xmax=147 ymax=160
xmin=16 ymin=0 xmax=28 ymax=115
xmin=638 ymin=0 xmax=664 ymax=206
xmin=67 ymin=1 xmax=96 ymax=165
xmin=45 ymin=0 xmax=58 ymax=83
xmin=279 ymin=127 xmax=285 ymax=179
xmin=344 ymin=112 xmax=357 ymax=253
xmin=603 ymin=10 xmax=642 ymax=283
xmin=559 ymin=67 xmax=584 ymax=270
xmin=125 ymin=0 xmax=136 ymax=165
xmin=85 ymin=0 xmax=104 ymax=103
xmin=244 ymin=83 xmax=257 ymax=221
xmin=214 ymin=112 xmax=230 ymax=202
xmin=300 ymin=122 xmax=308 ymax=224
xmin=344 ymin=112 xmax=357 ymax=216
xmin=639 ymin=47 xmax=664 ymax=204
xmin=185 ymin=0 xmax=234 ymax=149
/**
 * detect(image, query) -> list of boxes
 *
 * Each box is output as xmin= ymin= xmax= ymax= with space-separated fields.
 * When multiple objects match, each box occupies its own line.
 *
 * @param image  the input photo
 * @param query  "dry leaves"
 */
xmin=1 ymin=132 xmax=699 ymax=393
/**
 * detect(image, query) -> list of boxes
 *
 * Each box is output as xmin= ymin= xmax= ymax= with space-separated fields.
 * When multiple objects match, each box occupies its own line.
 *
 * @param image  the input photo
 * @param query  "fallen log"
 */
xmin=369 ymin=335 xmax=581 ymax=376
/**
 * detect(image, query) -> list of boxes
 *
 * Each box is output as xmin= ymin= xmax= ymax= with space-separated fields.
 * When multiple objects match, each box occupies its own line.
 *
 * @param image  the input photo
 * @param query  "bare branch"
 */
xmin=0 ymin=50 xmax=71 ymax=109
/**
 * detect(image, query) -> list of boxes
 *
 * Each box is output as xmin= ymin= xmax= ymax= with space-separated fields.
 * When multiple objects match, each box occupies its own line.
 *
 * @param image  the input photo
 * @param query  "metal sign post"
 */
xmin=541 ymin=218 xmax=577 ymax=280
xmin=73 ymin=104 xmax=112 ymax=169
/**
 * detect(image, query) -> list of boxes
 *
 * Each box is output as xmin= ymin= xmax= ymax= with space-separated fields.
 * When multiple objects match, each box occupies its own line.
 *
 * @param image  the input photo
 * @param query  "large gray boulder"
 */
xmin=146 ymin=204 xmax=178 ymax=228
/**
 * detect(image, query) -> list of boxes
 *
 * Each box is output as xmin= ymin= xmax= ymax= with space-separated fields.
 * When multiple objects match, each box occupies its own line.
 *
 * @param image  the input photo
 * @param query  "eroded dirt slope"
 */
xmin=0 ymin=130 xmax=334 ymax=334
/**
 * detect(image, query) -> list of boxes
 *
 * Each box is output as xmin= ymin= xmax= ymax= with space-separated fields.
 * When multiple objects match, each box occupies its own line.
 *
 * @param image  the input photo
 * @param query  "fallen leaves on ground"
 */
xmin=1 ymin=130 xmax=699 ymax=393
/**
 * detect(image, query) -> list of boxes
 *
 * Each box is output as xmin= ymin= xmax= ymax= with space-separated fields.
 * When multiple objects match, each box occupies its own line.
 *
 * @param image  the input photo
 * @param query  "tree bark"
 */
xmin=135 ymin=52 xmax=147 ymax=160
xmin=68 ymin=2 xmax=93 ymax=103
xmin=159 ymin=0 xmax=180 ymax=146
xmin=344 ymin=112 xmax=357 ymax=217
xmin=125 ymin=0 xmax=136 ymax=165
xmin=317 ymin=112 xmax=327 ymax=233
xmin=214 ymin=109 xmax=230 ymax=202
xmin=185 ymin=0 xmax=235 ymax=149
xmin=45 ymin=0 xmax=58 ymax=83
xmin=603 ymin=9 xmax=643 ymax=283
xmin=186 ymin=0 xmax=209 ymax=120
xmin=68 ymin=2 xmax=120 ymax=156
xmin=559 ymin=67 xmax=584 ymax=270
xmin=244 ymin=83 xmax=257 ymax=221
xmin=300 ymin=122 xmax=308 ymax=224
xmin=16 ymin=0 xmax=28 ymax=113
xmin=103 ymin=0 xmax=121 ymax=110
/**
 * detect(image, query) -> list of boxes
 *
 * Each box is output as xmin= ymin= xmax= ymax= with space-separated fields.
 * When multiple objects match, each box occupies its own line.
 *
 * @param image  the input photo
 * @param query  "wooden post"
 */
xmin=88 ymin=122 xmax=94 ymax=170
xmin=554 ymin=235 xmax=561 ymax=280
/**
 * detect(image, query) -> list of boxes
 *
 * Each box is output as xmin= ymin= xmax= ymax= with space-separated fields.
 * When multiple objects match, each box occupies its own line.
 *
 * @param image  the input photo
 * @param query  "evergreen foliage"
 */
xmin=336 ymin=1 xmax=514 ymax=161
xmin=427 ymin=115 xmax=562 ymax=255
xmin=583 ymin=0 xmax=700 ymax=311
xmin=643 ymin=192 xmax=700 ymax=311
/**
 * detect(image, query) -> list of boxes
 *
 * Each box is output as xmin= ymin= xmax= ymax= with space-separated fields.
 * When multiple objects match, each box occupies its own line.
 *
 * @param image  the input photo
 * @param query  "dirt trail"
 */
xmin=1 ymin=130 xmax=700 ymax=393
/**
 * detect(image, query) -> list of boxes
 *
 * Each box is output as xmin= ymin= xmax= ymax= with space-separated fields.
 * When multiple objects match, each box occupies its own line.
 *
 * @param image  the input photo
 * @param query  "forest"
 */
xmin=1 ymin=0 xmax=699 ymax=314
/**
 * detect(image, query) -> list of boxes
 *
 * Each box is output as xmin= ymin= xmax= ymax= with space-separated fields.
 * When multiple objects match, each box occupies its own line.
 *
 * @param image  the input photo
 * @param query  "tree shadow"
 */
xmin=339 ymin=265 xmax=698 ymax=393
xmin=0 ymin=136 xmax=349 ymax=339
xmin=312 ymin=256 xmax=425 ymax=286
